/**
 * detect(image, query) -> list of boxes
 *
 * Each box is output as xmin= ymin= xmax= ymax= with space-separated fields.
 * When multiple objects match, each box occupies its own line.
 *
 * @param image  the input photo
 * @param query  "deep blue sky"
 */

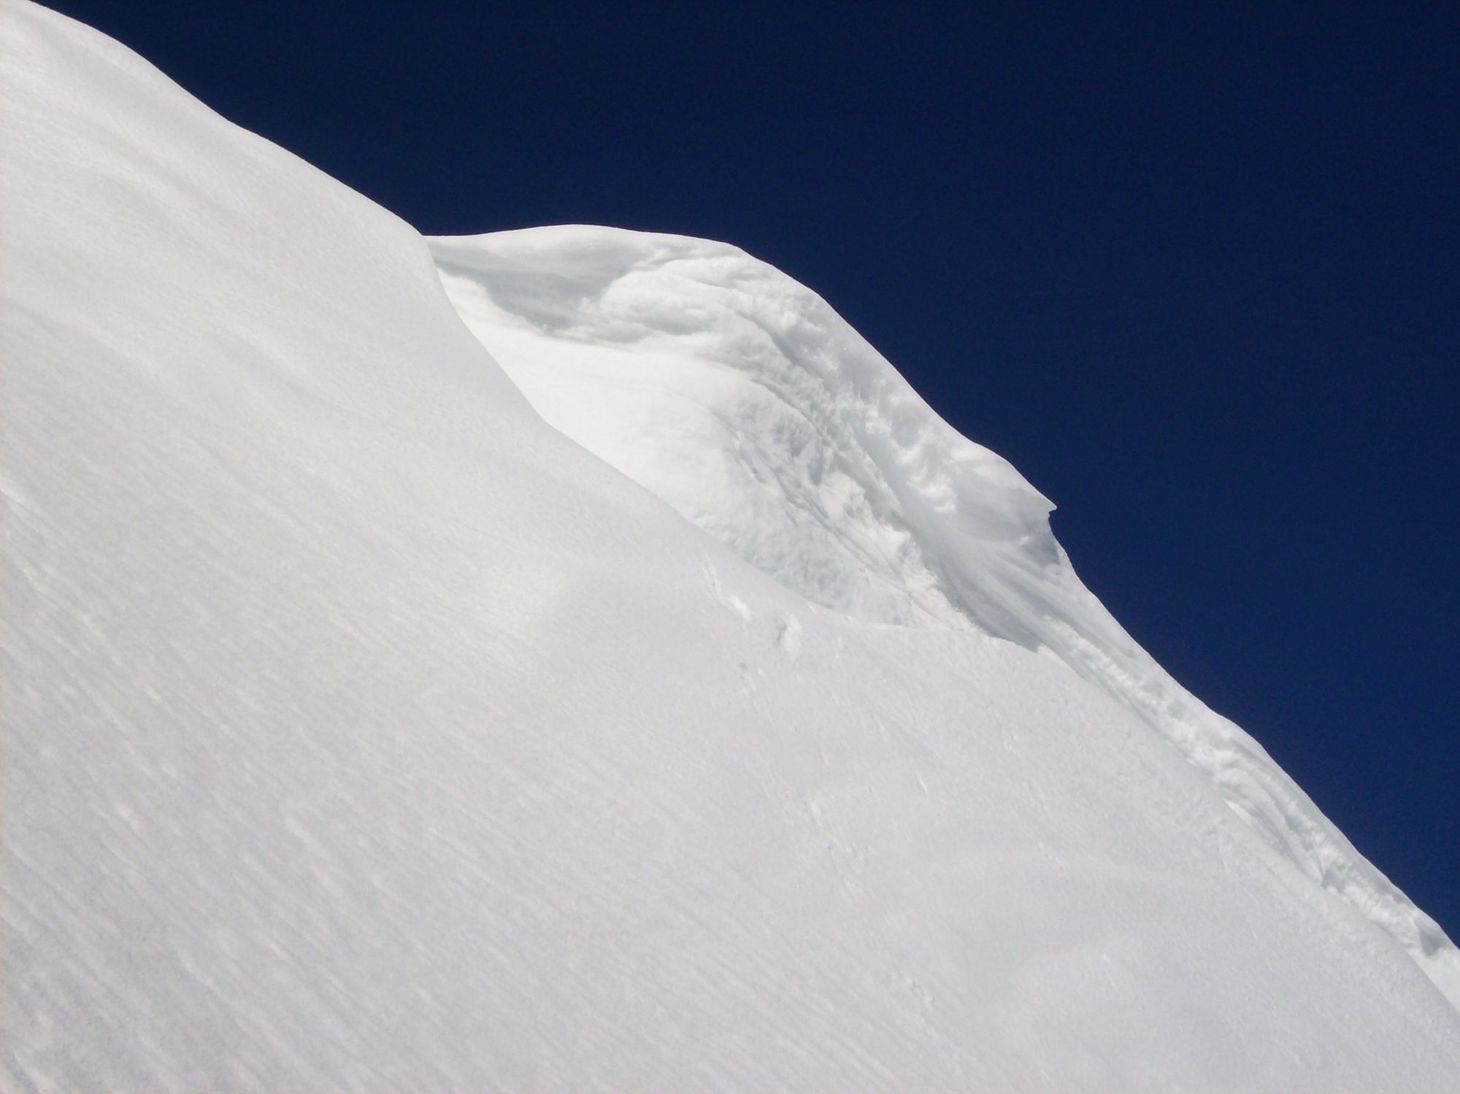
xmin=52 ymin=1 xmax=1457 ymax=934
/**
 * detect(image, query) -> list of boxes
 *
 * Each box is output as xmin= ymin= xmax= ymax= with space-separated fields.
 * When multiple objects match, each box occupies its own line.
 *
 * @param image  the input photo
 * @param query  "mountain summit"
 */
xmin=3 ymin=2 xmax=1457 ymax=1088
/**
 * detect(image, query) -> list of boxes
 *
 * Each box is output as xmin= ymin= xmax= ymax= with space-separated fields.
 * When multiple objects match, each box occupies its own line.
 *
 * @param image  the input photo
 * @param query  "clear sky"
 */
xmin=47 ymin=1 xmax=1458 ymax=935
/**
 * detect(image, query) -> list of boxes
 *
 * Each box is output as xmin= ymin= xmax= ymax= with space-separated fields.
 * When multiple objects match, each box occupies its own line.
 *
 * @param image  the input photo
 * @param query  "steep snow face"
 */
xmin=6 ymin=2 xmax=1460 ymax=1088
xmin=431 ymin=226 xmax=1460 ymax=1008
xmin=432 ymin=228 xmax=1059 ymax=634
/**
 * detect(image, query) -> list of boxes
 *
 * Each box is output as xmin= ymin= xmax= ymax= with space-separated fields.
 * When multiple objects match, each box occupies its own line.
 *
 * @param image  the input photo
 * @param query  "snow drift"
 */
xmin=431 ymin=226 xmax=1460 ymax=1008
xmin=2 ymin=1 xmax=1458 ymax=1088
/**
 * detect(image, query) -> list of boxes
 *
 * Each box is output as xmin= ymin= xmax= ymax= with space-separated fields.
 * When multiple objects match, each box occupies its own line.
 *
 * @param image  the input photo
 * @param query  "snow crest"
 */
xmin=431 ymin=225 xmax=1460 ymax=1008
xmin=6 ymin=1 xmax=1460 ymax=1084
xmin=432 ymin=227 xmax=1059 ymax=633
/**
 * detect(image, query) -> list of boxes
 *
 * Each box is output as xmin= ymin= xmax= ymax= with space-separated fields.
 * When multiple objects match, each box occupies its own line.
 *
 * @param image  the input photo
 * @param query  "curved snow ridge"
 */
xmin=429 ymin=224 xmax=1460 ymax=1008
xmin=430 ymin=226 xmax=1058 ymax=632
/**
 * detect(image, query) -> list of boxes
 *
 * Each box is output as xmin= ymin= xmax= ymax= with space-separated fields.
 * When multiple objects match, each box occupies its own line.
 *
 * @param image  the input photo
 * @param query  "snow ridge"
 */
xmin=6 ymin=1 xmax=1460 ymax=1085
xmin=431 ymin=225 xmax=1460 ymax=1007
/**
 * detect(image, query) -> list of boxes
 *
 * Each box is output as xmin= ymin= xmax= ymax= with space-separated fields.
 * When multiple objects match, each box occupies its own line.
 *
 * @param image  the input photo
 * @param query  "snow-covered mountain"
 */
xmin=430 ymin=227 xmax=1460 ymax=1009
xmin=2 ymin=1 xmax=1457 ymax=1088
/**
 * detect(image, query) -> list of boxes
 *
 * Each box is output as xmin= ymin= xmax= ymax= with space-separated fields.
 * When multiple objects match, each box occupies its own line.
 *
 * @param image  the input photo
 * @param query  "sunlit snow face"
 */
xmin=429 ymin=225 xmax=1460 ymax=1016
xmin=433 ymin=228 xmax=1057 ymax=634
xmin=6 ymin=4 xmax=1457 ymax=1084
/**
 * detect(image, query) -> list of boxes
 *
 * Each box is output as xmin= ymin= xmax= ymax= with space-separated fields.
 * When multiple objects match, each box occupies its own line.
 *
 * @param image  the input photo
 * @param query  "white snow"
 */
xmin=430 ymin=224 xmax=1460 ymax=1012
xmin=3 ymin=1 xmax=1458 ymax=1088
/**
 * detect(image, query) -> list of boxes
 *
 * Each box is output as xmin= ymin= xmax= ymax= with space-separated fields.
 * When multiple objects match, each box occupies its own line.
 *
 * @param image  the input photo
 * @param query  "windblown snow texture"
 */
xmin=431 ymin=227 xmax=1460 ymax=1010
xmin=3 ymin=1 xmax=1458 ymax=1088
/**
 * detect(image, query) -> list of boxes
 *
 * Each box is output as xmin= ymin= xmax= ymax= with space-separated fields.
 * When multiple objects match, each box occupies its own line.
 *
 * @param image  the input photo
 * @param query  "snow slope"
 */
xmin=3 ymin=1 xmax=1458 ymax=1088
xmin=431 ymin=227 xmax=1460 ymax=1010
